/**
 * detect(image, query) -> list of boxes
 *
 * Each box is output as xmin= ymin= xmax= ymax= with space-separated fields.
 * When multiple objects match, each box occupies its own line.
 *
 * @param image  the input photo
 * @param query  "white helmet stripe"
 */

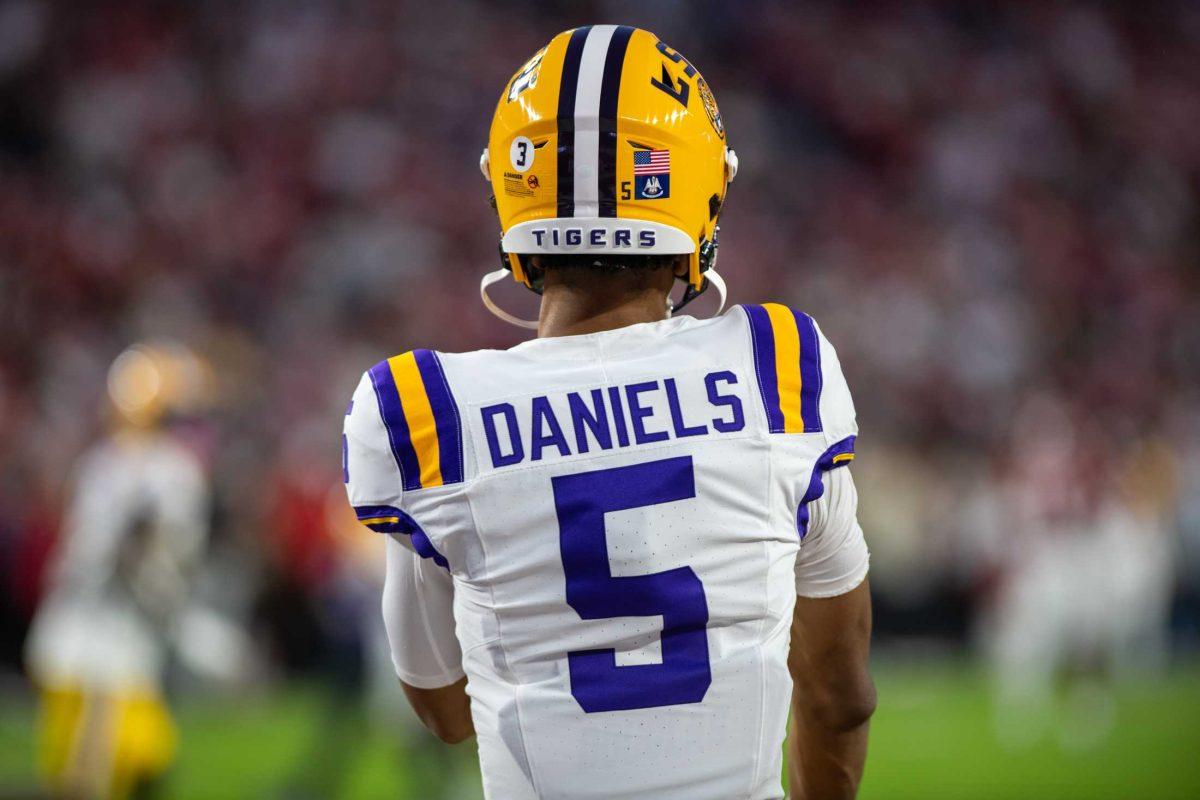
xmin=571 ymin=25 xmax=616 ymax=218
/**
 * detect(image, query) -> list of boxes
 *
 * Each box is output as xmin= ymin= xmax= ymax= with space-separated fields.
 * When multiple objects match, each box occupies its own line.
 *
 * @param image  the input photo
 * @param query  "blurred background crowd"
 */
xmin=1 ymin=1 xmax=1198 ymax=797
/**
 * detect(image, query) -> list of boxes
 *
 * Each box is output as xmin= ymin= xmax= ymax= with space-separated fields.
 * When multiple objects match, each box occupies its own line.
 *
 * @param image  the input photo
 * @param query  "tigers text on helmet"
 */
xmin=479 ymin=25 xmax=738 ymax=329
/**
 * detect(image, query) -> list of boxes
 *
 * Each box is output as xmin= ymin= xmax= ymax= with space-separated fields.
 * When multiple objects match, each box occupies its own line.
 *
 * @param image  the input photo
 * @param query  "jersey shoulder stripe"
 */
xmin=741 ymin=303 xmax=823 ymax=434
xmin=366 ymin=350 xmax=464 ymax=490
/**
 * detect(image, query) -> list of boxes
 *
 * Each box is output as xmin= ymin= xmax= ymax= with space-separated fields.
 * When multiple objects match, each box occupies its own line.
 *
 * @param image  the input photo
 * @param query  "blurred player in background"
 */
xmin=982 ymin=397 xmax=1179 ymax=751
xmin=24 ymin=342 xmax=211 ymax=800
xmin=344 ymin=26 xmax=874 ymax=799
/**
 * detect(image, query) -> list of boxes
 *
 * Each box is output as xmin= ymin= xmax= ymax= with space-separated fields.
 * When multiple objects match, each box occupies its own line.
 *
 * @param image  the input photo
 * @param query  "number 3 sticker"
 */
xmin=510 ymin=136 xmax=534 ymax=172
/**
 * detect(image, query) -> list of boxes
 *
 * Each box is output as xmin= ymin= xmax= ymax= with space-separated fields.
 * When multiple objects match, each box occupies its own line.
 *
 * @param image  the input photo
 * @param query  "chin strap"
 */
xmin=481 ymin=268 xmax=540 ymax=329
xmin=708 ymin=268 xmax=728 ymax=315
xmin=480 ymin=266 xmax=729 ymax=331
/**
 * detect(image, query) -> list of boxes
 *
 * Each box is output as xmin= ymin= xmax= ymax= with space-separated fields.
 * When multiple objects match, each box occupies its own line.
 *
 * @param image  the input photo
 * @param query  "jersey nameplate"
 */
xmin=476 ymin=370 xmax=746 ymax=471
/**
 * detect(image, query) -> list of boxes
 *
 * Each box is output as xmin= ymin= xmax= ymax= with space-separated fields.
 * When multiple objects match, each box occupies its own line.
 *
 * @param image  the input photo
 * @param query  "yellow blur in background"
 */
xmin=37 ymin=685 xmax=176 ymax=800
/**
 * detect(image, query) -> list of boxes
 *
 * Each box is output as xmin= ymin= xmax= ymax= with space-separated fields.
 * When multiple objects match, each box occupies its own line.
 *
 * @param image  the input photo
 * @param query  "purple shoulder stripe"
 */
xmin=742 ymin=304 xmax=785 ymax=433
xmin=792 ymin=310 xmax=823 ymax=433
xmin=412 ymin=350 xmax=464 ymax=486
xmin=367 ymin=360 xmax=422 ymax=492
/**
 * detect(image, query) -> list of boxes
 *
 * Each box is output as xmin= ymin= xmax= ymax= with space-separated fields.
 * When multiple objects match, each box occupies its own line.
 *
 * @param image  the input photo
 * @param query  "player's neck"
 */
xmin=537 ymin=285 xmax=670 ymax=338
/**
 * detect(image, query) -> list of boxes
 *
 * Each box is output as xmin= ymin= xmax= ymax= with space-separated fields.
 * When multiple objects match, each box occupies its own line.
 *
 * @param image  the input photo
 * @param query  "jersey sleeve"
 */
xmin=794 ymin=466 xmax=870 ymax=598
xmin=741 ymin=303 xmax=868 ymax=595
xmin=382 ymin=534 xmax=465 ymax=687
xmin=343 ymin=368 xmax=449 ymax=569
xmin=347 ymin=367 xmax=461 ymax=685
xmin=344 ymin=370 xmax=403 ymax=512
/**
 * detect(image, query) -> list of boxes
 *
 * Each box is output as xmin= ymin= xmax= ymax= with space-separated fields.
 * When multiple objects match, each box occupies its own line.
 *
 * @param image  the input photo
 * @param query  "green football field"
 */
xmin=2 ymin=660 xmax=1198 ymax=799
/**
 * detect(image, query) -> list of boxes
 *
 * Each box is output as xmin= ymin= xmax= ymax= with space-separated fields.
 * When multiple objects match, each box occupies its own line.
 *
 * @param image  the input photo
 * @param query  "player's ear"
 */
xmin=673 ymin=255 xmax=689 ymax=280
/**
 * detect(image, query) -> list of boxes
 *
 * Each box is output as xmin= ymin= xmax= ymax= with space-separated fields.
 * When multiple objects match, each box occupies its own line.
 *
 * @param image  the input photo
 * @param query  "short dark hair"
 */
xmin=527 ymin=253 xmax=682 ymax=292
xmin=534 ymin=254 xmax=681 ymax=275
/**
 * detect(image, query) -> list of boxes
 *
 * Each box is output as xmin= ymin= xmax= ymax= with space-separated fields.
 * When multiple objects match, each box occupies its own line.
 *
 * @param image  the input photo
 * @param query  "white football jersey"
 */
xmin=26 ymin=431 xmax=209 ymax=689
xmin=343 ymin=304 xmax=868 ymax=800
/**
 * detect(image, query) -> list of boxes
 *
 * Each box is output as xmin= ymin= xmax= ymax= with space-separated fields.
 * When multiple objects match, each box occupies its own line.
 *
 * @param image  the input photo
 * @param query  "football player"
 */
xmin=26 ymin=342 xmax=211 ymax=800
xmin=344 ymin=26 xmax=874 ymax=799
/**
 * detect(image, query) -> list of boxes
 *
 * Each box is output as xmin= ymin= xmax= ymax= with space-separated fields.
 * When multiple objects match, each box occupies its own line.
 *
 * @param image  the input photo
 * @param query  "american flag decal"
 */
xmin=633 ymin=149 xmax=670 ymax=175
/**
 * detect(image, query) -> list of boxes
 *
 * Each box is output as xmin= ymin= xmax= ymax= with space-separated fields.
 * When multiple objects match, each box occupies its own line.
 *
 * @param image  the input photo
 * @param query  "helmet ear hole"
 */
xmin=479 ymin=148 xmax=490 ymax=181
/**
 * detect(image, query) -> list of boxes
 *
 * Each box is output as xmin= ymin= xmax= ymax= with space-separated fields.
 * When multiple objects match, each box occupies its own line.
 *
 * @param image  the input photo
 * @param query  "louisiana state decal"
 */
xmin=633 ymin=148 xmax=670 ymax=199
xmin=743 ymin=304 xmax=823 ymax=434
xmin=367 ymin=350 xmax=464 ymax=490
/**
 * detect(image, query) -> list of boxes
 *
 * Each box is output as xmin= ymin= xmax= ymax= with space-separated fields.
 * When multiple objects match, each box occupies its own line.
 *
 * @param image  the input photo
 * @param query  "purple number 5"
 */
xmin=552 ymin=456 xmax=711 ymax=713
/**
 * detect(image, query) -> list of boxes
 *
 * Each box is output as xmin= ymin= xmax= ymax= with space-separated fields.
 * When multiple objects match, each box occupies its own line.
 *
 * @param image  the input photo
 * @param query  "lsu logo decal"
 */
xmin=650 ymin=40 xmax=696 ymax=110
xmin=507 ymin=48 xmax=545 ymax=102
xmin=633 ymin=149 xmax=670 ymax=200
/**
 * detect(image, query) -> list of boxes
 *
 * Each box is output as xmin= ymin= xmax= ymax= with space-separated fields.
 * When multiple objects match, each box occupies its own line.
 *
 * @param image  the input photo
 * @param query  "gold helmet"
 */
xmin=106 ymin=341 xmax=211 ymax=428
xmin=480 ymin=25 xmax=738 ymax=327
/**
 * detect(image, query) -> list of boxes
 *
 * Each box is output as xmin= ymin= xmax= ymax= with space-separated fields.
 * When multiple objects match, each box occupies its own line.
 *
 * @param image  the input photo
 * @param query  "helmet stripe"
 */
xmin=556 ymin=26 xmax=591 ymax=218
xmin=570 ymin=25 xmax=618 ymax=217
xmin=598 ymin=26 xmax=635 ymax=217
